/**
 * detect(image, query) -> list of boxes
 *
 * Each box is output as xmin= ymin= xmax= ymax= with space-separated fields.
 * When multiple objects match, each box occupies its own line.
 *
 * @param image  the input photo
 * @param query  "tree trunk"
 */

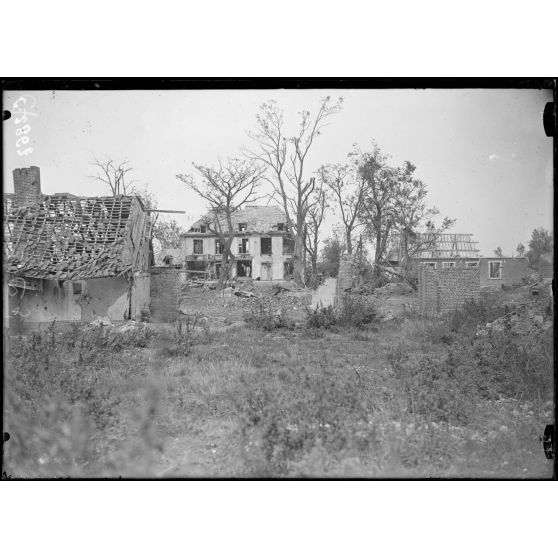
xmin=293 ymin=234 xmax=305 ymax=285
xmin=346 ymin=228 xmax=353 ymax=255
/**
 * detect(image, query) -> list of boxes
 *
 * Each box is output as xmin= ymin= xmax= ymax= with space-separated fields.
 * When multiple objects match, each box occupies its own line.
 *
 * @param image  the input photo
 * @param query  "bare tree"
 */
xmin=89 ymin=156 xmax=137 ymax=196
xmin=177 ymin=158 xmax=265 ymax=288
xmin=494 ymin=246 xmax=504 ymax=258
xmin=319 ymin=153 xmax=367 ymax=254
xmin=247 ymin=97 xmax=343 ymax=284
xmin=304 ymin=185 xmax=328 ymax=286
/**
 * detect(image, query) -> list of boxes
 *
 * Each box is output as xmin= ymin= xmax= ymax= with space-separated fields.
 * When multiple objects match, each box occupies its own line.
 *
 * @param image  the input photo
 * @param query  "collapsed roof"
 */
xmin=3 ymin=195 xmax=151 ymax=280
xmin=414 ymin=233 xmax=479 ymax=259
xmin=184 ymin=205 xmax=289 ymax=235
xmin=386 ymin=232 xmax=480 ymax=262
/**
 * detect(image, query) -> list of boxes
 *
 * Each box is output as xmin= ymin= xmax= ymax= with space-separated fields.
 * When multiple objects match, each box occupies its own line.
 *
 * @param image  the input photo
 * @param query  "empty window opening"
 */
xmin=282 ymin=237 xmax=295 ymax=255
xmin=236 ymin=260 xmax=252 ymax=278
xmin=489 ymin=261 xmax=502 ymax=279
xmin=277 ymin=222 xmax=285 ymax=231
xmin=238 ymin=238 xmax=249 ymax=254
xmin=261 ymin=237 xmax=272 ymax=255
xmin=238 ymin=223 xmax=247 ymax=232
xmin=261 ymin=262 xmax=272 ymax=280
xmin=442 ymin=261 xmax=456 ymax=269
xmin=72 ymin=281 xmax=83 ymax=295
xmin=193 ymin=239 xmax=204 ymax=254
xmin=200 ymin=225 xmax=207 ymax=233
xmin=424 ymin=261 xmax=437 ymax=269
xmin=284 ymin=261 xmax=294 ymax=279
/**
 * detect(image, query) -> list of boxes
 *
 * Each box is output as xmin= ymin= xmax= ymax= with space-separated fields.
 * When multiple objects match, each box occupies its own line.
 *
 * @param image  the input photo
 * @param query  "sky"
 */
xmin=3 ymin=88 xmax=553 ymax=257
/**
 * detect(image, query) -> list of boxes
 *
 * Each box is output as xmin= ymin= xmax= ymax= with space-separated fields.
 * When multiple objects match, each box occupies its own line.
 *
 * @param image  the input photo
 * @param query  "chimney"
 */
xmin=13 ymin=166 xmax=42 ymax=207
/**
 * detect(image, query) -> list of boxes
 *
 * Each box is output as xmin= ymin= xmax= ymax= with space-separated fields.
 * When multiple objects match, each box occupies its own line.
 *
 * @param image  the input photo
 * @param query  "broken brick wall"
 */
xmin=149 ymin=267 xmax=180 ymax=322
xmin=336 ymin=253 xmax=357 ymax=306
xmin=13 ymin=166 xmax=41 ymax=208
xmin=419 ymin=265 xmax=480 ymax=315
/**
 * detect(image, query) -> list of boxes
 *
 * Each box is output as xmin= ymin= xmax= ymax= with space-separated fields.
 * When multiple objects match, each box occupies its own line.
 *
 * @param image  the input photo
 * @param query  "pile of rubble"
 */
xmin=476 ymin=305 xmax=552 ymax=336
xmin=351 ymin=281 xmax=417 ymax=321
xmin=178 ymin=280 xmax=313 ymax=321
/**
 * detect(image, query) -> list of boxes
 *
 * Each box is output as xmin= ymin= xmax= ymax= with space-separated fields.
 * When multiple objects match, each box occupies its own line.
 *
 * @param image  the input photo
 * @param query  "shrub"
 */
xmin=244 ymin=300 xmax=294 ymax=331
xmin=304 ymin=296 xmax=379 ymax=330
xmin=445 ymin=296 xmax=510 ymax=335
xmin=304 ymin=304 xmax=337 ymax=329
xmin=338 ymin=295 xmax=379 ymax=329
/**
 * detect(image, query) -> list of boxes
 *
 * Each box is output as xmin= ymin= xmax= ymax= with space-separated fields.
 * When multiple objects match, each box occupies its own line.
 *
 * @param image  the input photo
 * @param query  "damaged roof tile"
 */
xmin=3 ymin=195 xmax=151 ymax=280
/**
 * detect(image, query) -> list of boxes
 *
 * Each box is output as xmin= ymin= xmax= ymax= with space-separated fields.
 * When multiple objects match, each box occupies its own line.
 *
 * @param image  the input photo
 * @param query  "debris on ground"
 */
xmin=476 ymin=306 xmax=552 ymax=336
xmin=234 ymin=290 xmax=256 ymax=298
xmin=87 ymin=316 xmax=113 ymax=328
xmin=374 ymin=282 xmax=414 ymax=297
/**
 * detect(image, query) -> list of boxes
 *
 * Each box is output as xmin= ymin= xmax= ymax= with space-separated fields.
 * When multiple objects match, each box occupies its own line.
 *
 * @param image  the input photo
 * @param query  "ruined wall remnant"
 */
xmin=149 ymin=268 xmax=180 ymax=322
xmin=13 ymin=166 xmax=42 ymax=208
xmin=336 ymin=254 xmax=358 ymax=306
xmin=479 ymin=257 xmax=530 ymax=288
xmin=419 ymin=265 xmax=480 ymax=315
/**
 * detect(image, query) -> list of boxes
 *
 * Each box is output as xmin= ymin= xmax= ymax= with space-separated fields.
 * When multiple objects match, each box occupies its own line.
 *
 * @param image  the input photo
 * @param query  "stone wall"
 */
xmin=149 ymin=268 xmax=180 ymax=322
xmin=336 ymin=254 xmax=358 ymax=306
xmin=419 ymin=265 xmax=480 ymax=315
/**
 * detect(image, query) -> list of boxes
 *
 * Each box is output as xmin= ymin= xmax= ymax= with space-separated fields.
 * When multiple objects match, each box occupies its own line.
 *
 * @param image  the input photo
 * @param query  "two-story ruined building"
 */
xmin=181 ymin=205 xmax=295 ymax=281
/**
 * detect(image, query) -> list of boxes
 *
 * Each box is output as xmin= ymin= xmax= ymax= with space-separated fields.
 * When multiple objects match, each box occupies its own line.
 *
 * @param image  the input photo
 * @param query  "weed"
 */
xmin=244 ymin=300 xmax=294 ymax=331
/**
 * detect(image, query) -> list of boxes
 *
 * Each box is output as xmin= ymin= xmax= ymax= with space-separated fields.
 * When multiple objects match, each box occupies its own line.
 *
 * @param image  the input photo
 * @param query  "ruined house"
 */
xmin=3 ymin=167 xmax=152 ymax=330
xmin=387 ymin=232 xmax=480 ymax=273
xmin=180 ymin=205 xmax=295 ymax=281
xmin=479 ymin=257 xmax=530 ymax=288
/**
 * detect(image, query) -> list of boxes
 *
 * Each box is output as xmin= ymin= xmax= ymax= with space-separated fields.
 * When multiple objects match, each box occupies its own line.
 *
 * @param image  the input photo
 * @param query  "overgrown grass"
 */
xmin=3 ymin=292 xmax=554 ymax=478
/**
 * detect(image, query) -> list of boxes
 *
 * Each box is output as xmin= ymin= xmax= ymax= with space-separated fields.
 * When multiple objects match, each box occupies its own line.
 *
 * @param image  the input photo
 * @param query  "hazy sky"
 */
xmin=3 ymin=88 xmax=553 ymax=257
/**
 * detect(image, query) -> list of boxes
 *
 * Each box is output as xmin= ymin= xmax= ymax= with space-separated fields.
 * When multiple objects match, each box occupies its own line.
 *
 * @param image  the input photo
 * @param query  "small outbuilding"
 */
xmin=4 ymin=185 xmax=152 ymax=331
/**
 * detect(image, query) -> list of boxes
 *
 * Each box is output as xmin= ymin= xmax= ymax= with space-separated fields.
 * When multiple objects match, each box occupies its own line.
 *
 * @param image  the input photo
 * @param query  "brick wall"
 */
xmin=479 ymin=257 xmax=529 ymax=288
xmin=13 ymin=166 xmax=41 ymax=207
xmin=539 ymin=262 xmax=553 ymax=280
xmin=419 ymin=265 xmax=480 ymax=315
xmin=149 ymin=268 xmax=180 ymax=322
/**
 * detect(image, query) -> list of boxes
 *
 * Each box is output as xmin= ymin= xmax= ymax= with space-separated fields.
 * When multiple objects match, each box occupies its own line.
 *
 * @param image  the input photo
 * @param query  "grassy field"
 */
xmin=3 ymin=291 xmax=554 ymax=478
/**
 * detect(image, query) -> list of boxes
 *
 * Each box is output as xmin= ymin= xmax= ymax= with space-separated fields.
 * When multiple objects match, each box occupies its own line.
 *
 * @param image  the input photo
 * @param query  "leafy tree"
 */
xmin=494 ymin=246 xmax=504 ymax=258
xmin=516 ymin=243 xmax=526 ymax=257
xmin=392 ymin=162 xmax=454 ymax=279
xmin=353 ymin=143 xmax=397 ymax=270
xmin=526 ymin=227 xmax=553 ymax=269
xmin=177 ymin=158 xmax=264 ymax=288
xmin=248 ymin=97 xmax=343 ymax=284
xmin=319 ymin=155 xmax=366 ymax=255
xmin=318 ymin=233 xmax=345 ymax=278
xmin=152 ymin=219 xmax=185 ymax=250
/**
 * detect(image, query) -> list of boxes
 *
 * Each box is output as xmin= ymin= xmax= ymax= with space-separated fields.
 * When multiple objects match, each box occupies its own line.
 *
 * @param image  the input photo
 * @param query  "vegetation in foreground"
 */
xmin=3 ymin=295 xmax=554 ymax=478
